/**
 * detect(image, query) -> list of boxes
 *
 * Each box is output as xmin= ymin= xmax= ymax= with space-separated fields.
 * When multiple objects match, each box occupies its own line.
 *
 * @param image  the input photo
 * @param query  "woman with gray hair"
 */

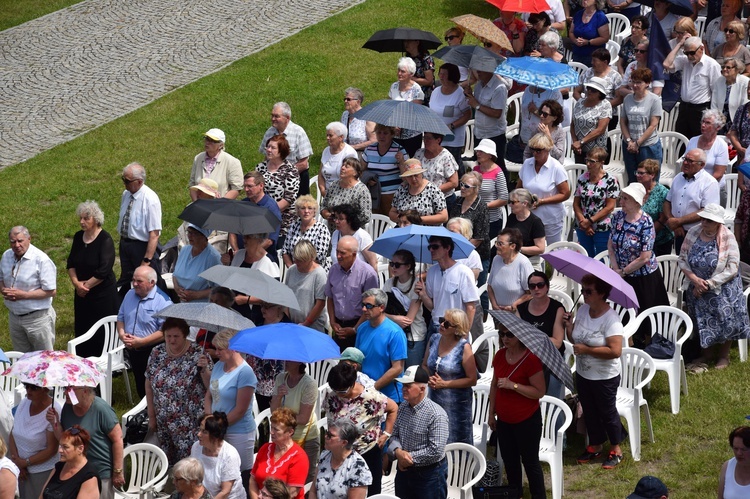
xmin=341 ymin=87 xmax=376 ymax=153
xmin=309 ymin=420 xmax=372 ymax=499
xmin=318 ymin=122 xmax=358 ymax=197
xmin=170 ymin=457 xmax=211 ymax=499
xmin=686 ymin=108 xmax=730 ymax=205
xmin=285 ymin=240 xmax=329 ymax=332
xmin=66 ymin=200 xmax=118 ymax=358
xmin=536 ymin=30 xmax=564 ymax=62
xmin=389 ymin=57 xmax=425 ymax=157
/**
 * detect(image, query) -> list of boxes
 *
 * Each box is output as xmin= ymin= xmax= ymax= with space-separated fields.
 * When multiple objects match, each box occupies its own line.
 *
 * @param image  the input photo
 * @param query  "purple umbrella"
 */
xmin=541 ymin=249 xmax=639 ymax=310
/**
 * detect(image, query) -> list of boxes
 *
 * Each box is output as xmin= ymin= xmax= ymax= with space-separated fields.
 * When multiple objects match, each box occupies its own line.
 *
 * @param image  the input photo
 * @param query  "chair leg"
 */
xmin=739 ymin=339 xmax=748 ymax=362
xmin=680 ymin=358 xmax=689 ymax=396
xmin=626 ymin=412 xmax=641 ymax=461
xmin=643 ymin=403 xmax=654 ymax=443
xmin=667 ymin=366 xmax=680 ymax=415
xmin=550 ymin=457 xmax=562 ymax=499
xmin=123 ymin=370 xmax=133 ymax=405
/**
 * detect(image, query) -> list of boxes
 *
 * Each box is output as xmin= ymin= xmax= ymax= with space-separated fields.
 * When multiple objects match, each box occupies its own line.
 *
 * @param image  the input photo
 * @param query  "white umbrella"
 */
xmin=199 ymin=265 xmax=301 ymax=310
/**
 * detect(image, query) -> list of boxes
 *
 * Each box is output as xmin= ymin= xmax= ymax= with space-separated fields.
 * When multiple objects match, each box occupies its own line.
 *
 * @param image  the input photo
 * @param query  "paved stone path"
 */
xmin=0 ymin=0 xmax=364 ymax=168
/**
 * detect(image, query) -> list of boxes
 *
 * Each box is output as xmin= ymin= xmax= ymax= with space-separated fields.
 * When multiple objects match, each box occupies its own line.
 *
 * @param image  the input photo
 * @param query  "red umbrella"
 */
xmin=486 ymin=0 xmax=551 ymax=13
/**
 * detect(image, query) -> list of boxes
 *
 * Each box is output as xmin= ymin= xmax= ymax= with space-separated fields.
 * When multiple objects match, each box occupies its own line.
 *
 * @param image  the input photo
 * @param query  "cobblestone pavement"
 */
xmin=0 ymin=0 xmax=364 ymax=168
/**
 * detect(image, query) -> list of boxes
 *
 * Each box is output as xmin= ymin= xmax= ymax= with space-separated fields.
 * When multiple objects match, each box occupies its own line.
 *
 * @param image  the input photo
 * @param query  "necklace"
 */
xmin=166 ymin=340 xmax=189 ymax=357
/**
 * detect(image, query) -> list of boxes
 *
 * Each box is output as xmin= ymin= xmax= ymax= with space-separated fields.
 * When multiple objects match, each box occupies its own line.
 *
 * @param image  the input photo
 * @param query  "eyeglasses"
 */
xmin=343 ymin=97 xmax=356 ymax=102
xmin=427 ymin=243 xmax=442 ymax=251
xmin=582 ymin=288 xmax=596 ymax=296
xmin=635 ymin=171 xmax=648 ymax=176
xmin=723 ymin=65 xmax=737 ymax=70
xmin=673 ymin=30 xmax=685 ymax=36
xmin=585 ymin=158 xmax=601 ymax=164
xmin=445 ymin=35 xmax=459 ymax=41
xmin=363 ymin=303 xmax=380 ymax=310
xmin=122 ymin=177 xmax=138 ymax=184
xmin=683 ymin=49 xmax=699 ymax=56
xmin=173 ymin=476 xmax=186 ymax=483
xmin=460 ymin=182 xmax=476 ymax=189
xmin=23 ymin=383 xmax=41 ymax=391
xmin=539 ymin=110 xmax=551 ymax=118
xmin=634 ymin=49 xmax=648 ymax=54
xmin=389 ymin=261 xmax=405 ymax=268
xmin=724 ymin=28 xmax=737 ymax=34
xmin=499 ymin=332 xmax=515 ymax=338
xmin=530 ymin=147 xmax=545 ymax=153
xmin=333 ymin=385 xmax=352 ymax=395
xmin=528 ymin=282 xmax=547 ymax=290
xmin=439 ymin=317 xmax=456 ymax=328
xmin=683 ymin=158 xmax=703 ymax=165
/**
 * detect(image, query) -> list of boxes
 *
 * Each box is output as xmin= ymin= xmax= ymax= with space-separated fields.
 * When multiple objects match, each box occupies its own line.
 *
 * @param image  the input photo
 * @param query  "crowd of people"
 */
xmin=4 ymin=0 xmax=750 ymax=497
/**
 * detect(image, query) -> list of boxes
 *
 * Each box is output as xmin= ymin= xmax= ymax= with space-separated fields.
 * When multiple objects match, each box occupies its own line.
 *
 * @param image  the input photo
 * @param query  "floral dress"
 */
xmin=572 ymin=99 xmax=612 ymax=153
xmin=246 ymin=355 xmax=284 ymax=399
xmin=609 ymin=211 xmax=657 ymax=277
xmin=324 ymin=387 xmax=389 ymax=455
xmin=390 ymin=182 xmax=446 ymax=218
xmin=425 ymin=336 xmax=472 ymax=444
xmin=145 ymin=343 xmax=206 ymax=464
xmin=574 ymin=171 xmax=620 ymax=232
xmin=314 ymin=450 xmax=372 ymax=499
xmin=256 ymin=160 xmax=300 ymax=236
xmin=685 ymin=237 xmax=750 ymax=348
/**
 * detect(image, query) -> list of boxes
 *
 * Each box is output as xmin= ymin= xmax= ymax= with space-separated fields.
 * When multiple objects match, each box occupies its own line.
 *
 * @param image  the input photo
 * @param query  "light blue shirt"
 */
xmin=0 ymin=244 xmax=56 ymax=315
xmin=173 ymin=244 xmax=222 ymax=300
xmin=117 ymin=285 xmax=172 ymax=338
xmin=210 ymin=361 xmax=258 ymax=434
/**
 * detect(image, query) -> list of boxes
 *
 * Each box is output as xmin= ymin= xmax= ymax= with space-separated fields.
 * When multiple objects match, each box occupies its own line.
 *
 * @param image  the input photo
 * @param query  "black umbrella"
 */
xmin=489 ymin=309 xmax=575 ymax=391
xmin=432 ymin=45 xmax=505 ymax=72
xmin=363 ymin=27 xmax=442 ymax=53
xmin=178 ymin=199 xmax=280 ymax=235
xmin=637 ymin=0 xmax=692 ymax=16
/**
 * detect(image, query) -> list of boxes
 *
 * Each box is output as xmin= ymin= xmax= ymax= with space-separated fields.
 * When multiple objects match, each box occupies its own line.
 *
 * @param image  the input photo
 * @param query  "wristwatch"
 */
xmin=475 ymin=104 xmax=481 ymax=111
xmin=142 ymin=257 xmax=151 ymax=263
xmin=513 ymin=383 xmax=518 ymax=390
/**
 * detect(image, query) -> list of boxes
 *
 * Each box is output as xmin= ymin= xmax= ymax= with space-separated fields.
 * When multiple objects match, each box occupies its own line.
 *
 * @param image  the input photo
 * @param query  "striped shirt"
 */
xmin=362 ymin=141 xmax=408 ymax=193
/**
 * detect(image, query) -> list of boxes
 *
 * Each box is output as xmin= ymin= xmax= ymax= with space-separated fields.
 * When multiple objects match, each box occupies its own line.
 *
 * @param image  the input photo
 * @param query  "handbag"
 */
xmin=124 ymin=408 xmax=149 ymax=445
xmin=644 ymin=333 xmax=675 ymax=359
xmin=471 ymin=485 xmax=521 ymax=499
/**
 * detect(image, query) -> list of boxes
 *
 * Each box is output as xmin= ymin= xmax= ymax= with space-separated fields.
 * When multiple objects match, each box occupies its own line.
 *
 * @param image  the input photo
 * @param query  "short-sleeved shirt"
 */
xmin=572 ymin=99 xmax=612 ymax=152
xmin=271 ymin=373 xmax=319 ymax=443
xmin=362 ymin=141 xmax=408 ymax=193
xmin=173 ymin=244 xmax=223 ymax=298
xmin=117 ymin=285 xmax=173 ymax=338
xmin=209 ymin=361 xmax=258 ymax=434
xmin=521 ymin=88 xmax=563 ymax=143
xmin=666 ymin=170 xmax=721 ymax=230
xmin=117 ymin=184 xmax=162 ymax=241
xmin=574 ymin=171 xmax=620 ymax=232
xmin=391 ymin=182 xmax=447 ymax=219
xmin=571 ymin=9 xmax=608 ymax=61
xmin=0 ymin=243 xmax=56 ymax=315
xmin=505 ymin=212 xmax=546 ymax=266
xmin=325 ymin=387 xmax=390 ymax=454
xmin=621 ymin=61 xmax=665 ymax=93
xmin=473 ymin=76 xmax=508 ymax=139
xmin=284 ymin=265 xmax=330 ymax=332
xmin=488 ymin=253 xmax=534 ymax=307
xmin=325 ymin=259 xmax=379 ymax=321
xmin=571 ymin=304 xmax=623 ymax=380
xmin=251 ymin=442 xmax=309 ymax=498
xmin=474 ymin=166 xmax=509 ymax=224
xmin=320 ymin=144 xmax=358 ymax=186
xmin=579 ymin=68 xmax=622 ymax=101
xmin=330 ymin=229 xmax=373 ymax=266
xmin=429 ymin=86 xmax=470 ymax=147
xmin=425 ymin=262 xmax=480 ymax=325
xmin=686 ymin=136 xmax=730 ymax=188
xmin=320 ymin=181 xmax=372 ymax=232
xmin=191 ymin=441 xmax=245 ymax=499
xmin=609 ymin=210 xmax=657 ymax=277
xmin=642 ymin=183 xmax=674 ymax=247
xmin=449 ymin=196 xmax=491 ymax=261
xmin=258 ymin=121 xmax=313 ymax=166
xmin=621 ymin=92 xmax=662 ymax=147
xmin=60 ymin=397 xmax=119 ymax=478
xmin=518 ymin=157 xmax=568 ymax=227
xmin=414 ymin=148 xmax=458 ymax=199
xmin=491 ymin=349 xmax=543 ymax=423
xmin=314 ymin=450 xmax=372 ymax=499
xmin=356 ymin=317 xmax=407 ymax=401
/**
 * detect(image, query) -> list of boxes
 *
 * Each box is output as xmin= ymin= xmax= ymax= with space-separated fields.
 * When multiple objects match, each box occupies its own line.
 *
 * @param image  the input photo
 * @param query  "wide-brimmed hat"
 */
xmin=395 ymin=365 xmax=429 ymax=384
xmin=189 ymin=178 xmax=219 ymax=198
xmin=621 ymin=183 xmax=646 ymax=206
xmin=204 ymin=128 xmax=226 ymax=143
xmin=627 ymin=475 xmax=668 ymax=499
xmin=400 ymin=159 xmax=427 ymax=177
xmin=584 ymin=76 xmax=608 ymax=97
xmin=698 ymin=203 xmax=725 ymax=224
xmin=474 ymin=138 xmax=497 ymax=157
xmin=187 ymin=223 xmax=212 ymax=239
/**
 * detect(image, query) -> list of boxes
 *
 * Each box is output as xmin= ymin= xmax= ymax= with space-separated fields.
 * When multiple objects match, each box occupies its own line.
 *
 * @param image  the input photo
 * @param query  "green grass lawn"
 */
xmin=1 ymin=0 xmax=748 ymax=496
xmin=0 ymin=0 xmax=83 ymax=31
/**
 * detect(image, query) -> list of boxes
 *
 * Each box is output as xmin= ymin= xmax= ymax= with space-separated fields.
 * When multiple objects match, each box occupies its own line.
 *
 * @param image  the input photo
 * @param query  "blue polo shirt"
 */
xmin=356 ymin=317 xmax=407 ymax=402
xmin=117 ymin=285 xmax=172 ymax=338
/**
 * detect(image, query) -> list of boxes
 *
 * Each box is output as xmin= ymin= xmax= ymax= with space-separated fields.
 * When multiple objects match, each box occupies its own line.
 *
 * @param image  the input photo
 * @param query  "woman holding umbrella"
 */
xmin=562 ymin=274 xmax=625 ymax=469
xmin=389 ymin=57 xmax=425 ymax=157
xmin=488 ymin=322 xmax=546 ymax=498
xmin=403 ymin=40 xmax=435 ymax=103
xmin=362 ymin=125 xmax=408 ymax=216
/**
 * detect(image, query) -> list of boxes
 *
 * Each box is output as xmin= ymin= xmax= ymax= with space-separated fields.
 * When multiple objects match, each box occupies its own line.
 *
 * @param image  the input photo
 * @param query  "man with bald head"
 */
xmin=0 ymin=226 xmax=57 ymax=351
xmin=325 ymin=235 xmax=378 ymax=351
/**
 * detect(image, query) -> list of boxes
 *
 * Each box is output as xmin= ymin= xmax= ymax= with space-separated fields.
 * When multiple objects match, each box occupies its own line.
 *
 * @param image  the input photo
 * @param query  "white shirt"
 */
xmin=12 ymin=398 xmax=63 ymax=473
xmin=666 ymin=169 xmax=720 ymax=230
xmin=456 ymin=249 xmax=482 ymax=283
xmin=671 ymin=53 xmax=722 ymax=105
xmin=571 ymin=305 xmax=623 ymax=380
xmin=425 ymin=261 xmax=479 ymax=325
xmin=330 ymin=228 xmax=373 ymax=266
xmin=230 ymin=252 xmax=281 ymax=279
xmin=190 ymin=441 xmax=246 ymax=499
xmin=518 ymin=156 xmax=568 ymax=226
xmin=686 ymin=136 xmax=729 ymax=188
xmin=521 ymin=0 xmax=565 ymax=24
xmin=117 ymin=184 xmax=162 ymax=241
xmin=0 ymin=244 xmax=56 ymax=315
xmin=320 ymin=144 xmax=358 ymax=186
xmin=473 ymin=76 xmax=508 ymax=139
xmin=429 ymin=85 xmax=470 ymax=147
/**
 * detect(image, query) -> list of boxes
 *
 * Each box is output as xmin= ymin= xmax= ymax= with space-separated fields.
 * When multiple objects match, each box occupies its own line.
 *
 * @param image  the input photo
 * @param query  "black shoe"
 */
xmin=602 ymin=452 xmax=623 ymax=469
xmin=576 ymin=446 xmax=603 ymax=464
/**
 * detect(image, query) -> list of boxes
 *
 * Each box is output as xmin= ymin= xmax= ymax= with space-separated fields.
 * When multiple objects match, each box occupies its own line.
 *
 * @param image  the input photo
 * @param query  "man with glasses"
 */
xmin=664 ymin=35 xmax=722 ymax=139
xmin=354 ymin=289 xmax=406 ymax=402
xmin=663 ymin=149 xmax=720 ymax=253
xmin=0 ymin=226 xmax=56 ymax=352
xmin=189 ymin=128 xmax=243 ymax=201
xmin=116 ymin=162 xmax=163 ymax=299
xmin=325 ymin=236 xmax=379 ymax=351
xmin=258 ymin=102 xmax=313 ymax=196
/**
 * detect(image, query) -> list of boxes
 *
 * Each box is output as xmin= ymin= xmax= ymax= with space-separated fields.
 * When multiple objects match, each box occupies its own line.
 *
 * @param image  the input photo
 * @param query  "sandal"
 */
xmin=716 ymin=358 xmax=730 ymax=370
xmin=688 ymin=362 xmax=709 ymax=374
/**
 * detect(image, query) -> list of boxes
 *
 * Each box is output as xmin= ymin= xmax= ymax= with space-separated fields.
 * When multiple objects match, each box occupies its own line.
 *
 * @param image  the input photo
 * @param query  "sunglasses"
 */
xmin=67 ymin=427 xmax=82 ymax=435
xmin=388 ymin=261 xmax=405 ymax=268
xmin=333 ymin=385 xmax=352 ymax=395
xmin=635 ymin=171 xmax=648 ymax=176
xmin=363 ymin=303 xmax=380 ymax=310
xmin=445 ymin=35 xmax=459 ymax=41
xmin=723 ymin=65 xmax=737 ymax=70
xmin=528 ymin=282 xmax=547 ymax=290
xmin=585 ymin=158 xmax=601 ymax=164
xmin=582 ymin=288 xmax=596 ymax=296
xmin=427 ymin=243 xmax=442 ymax=250
xmin=530 ymin=147 xmax=545 ymax=153
xmin=439 ymin=317 xmax=456 ymax=328
xmin=23 ymin=383 xmax=41 ymax=391
xmin=460 ymin=182 xmax=476 ymax=189
xmin=539 ymin=110 xmax=551 ymax=118
xmin=724 ymin=28 xmax=737 ymax=34
xmin=499 ymin=332 xmax=515 ymax=338
xmin=634 ymin=49 xmax=648 ymax=54
xmin=343 ymin=97 xmax=356 ymax=102
xmin=683 ymin=49 xmax=699 ymax=56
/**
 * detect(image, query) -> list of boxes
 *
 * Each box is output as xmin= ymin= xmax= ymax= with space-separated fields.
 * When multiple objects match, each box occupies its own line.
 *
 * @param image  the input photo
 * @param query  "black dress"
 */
xmin=42 ymin=461 xmax=100 ymax=499
xmin=66 ymin=229 xmax=119 ymax=358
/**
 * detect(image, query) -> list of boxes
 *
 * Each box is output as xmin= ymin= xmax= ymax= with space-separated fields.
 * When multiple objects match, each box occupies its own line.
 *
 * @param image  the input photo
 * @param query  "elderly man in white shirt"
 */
xmin=664 ymin=35 xmax=722 ymax=140
xmin=664 ymin=148 xmax=721 ymax=254
xmin=0 ymin=226 xmax=57 ymax=352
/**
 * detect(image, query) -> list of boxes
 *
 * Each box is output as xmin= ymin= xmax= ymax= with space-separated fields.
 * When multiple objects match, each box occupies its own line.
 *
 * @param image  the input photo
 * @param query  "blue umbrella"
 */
xmin=737 ymin=162 xmax=750 ymax=178
xmin=0 ymin=348 xmax=8 ymax=363
xmin=229 ymin=323 xmax=340 ymax=363
xmin=352 ymin=100 xmax=454 ymax=140
xmin=369 ymin=224 xmax=475 ymax=264
xmin=494 ymin=56 xmax=579 ymax=90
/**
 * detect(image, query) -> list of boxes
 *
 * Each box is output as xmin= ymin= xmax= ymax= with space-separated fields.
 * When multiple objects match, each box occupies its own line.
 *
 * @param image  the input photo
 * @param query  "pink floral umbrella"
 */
xmin=1 ymin=350 xmax=104 ymax=388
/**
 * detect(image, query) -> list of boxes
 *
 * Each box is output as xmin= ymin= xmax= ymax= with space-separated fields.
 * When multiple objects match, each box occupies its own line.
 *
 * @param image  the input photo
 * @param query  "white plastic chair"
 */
xmin=445 ymin=442 xmax=487 ymax=499
xmin=307 ymin=358 xmax=338 ymax=389
xmin=656 ymin=255 xmax=685 ymax=309
xmin=317 ymin=383 xmax=330 ymax=419
xmin=381 ymin=459 xmax=398 ymax=496
xmin=366 ymin=214 xmax=396 ymax=243
xmin=608 ymin=300 xmax=637 ymax=343
xmin=562 ymin=199 xmax=576 ymax=242
xmin=605 ymin=40 xmax=620 ymax=68
xmin=507 ymin=92 xmax=523 ymax=131
xmin=0 ymin=351 xmax=23 ymax=407
xmin=626 ymin=306 xmax=692 ymax=414
xmin=564 ymin=163 xmax=586 ymax=193
xmin=115 ymin=443 xmax=169 ymax=498
xmin=548 ymin=289 xmax=575 ymax=313
xmin=659 ymin=131 xmax=689 ymax=187
xmin=367 ymin=495 xmax=400 ymax=499
xmin=606 ymin=13 xmax=631 ymax=45
xmin=67 ymin=315 xmax=132 ymax=405
xmin=471 ymin=331 xmax=500 ymax=386
xmin=544 ymin=241 xmax=588 ymax=300
xmin=471 ymin=384 xmax=492 ymax=456
xmin=605 ymin=129 xmax=627 ymax=187
xmin=539 ymin=395 xmax=573 ymax=499
xmin=593 ymin=249 xmax=610 ymax=267
xmin=740 ymin=288 xmax=750 ymax=362
xmin=694 ymin=16 xmax=707 ymax=38
xmin=617 ymin=348 xmax=656 ymax=461
xmin=309 ymin=175 xmax=322 ymax=211
xmin=725 ymin=173 xmax=740 ymax=229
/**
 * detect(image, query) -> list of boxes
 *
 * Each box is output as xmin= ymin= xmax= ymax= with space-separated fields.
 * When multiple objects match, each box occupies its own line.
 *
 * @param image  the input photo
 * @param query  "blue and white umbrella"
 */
xmin=352 ymin=100 xmax=454 ymax=140
xmin=494 ymin=56 xmax=579 ymax=90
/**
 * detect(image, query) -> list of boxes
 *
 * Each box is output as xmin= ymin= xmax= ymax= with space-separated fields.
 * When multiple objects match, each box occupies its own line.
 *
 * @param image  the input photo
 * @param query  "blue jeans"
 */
xmin=395 ymin=459 xmax=448 ymax=499
xmin=575 ymin=229 xmax=610 ymax=257
xmin=623 ymin=140 xmax=663 ymax=185
xmin=406 ymin=340 xmax=427 ymax=369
